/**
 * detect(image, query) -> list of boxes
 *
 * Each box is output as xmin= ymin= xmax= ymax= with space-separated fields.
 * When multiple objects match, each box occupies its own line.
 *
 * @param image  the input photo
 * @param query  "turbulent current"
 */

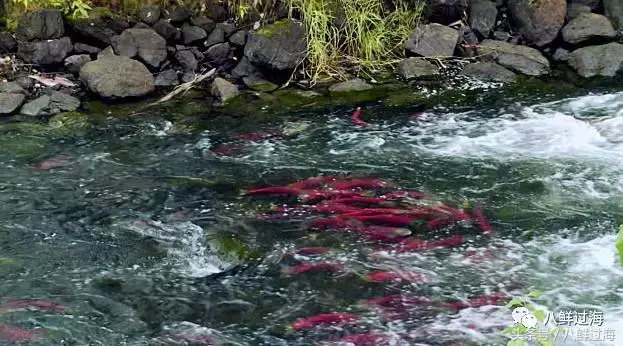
xmin=2 ymin=86 xmax=623 ymax=345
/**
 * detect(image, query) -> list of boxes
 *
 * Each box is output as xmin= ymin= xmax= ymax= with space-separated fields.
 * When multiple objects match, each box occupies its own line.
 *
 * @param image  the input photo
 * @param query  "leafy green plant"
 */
xmin=616 ymin=224 xmax=623 ymax=267
xmin=9 ymin=0 xmax=91 ymax=18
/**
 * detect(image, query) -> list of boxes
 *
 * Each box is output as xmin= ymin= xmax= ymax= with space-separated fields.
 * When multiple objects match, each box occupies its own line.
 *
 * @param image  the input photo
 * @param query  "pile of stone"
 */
xmin=397 ymin=0 xmax=623 ymax=82
xmin=0 ymin=5 xmax=307 ymax=116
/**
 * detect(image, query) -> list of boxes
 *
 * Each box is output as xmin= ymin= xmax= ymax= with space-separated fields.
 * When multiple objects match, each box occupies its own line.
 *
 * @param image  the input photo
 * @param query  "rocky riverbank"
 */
xmin=1 ymin=0 xmax=623 ymax=119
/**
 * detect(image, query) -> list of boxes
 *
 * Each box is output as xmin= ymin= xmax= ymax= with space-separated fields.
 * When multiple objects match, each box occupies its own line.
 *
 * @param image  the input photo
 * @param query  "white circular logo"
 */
xmin=512 ymin=307 xmax=538 ymax=328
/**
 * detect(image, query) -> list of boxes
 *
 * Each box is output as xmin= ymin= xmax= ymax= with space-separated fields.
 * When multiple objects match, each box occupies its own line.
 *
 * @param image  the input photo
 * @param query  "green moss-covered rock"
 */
xmin=245 ymin=19 xmax=306 ymax=71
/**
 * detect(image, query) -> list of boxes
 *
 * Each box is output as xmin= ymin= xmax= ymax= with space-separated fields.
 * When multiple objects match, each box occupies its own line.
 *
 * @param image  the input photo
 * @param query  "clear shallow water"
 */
xmin=2 ymin=87 xmax=623 ymax=345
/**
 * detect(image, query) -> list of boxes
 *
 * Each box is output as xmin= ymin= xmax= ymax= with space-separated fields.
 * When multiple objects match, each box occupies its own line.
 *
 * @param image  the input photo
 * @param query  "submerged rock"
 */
xmin=211 ymin=77 xmax=239 ymax=103
xmin=17 ymin=37 xmax=72 ymax=65
xmin=406 ymin=23 xmax=459 ymax=57
xmin=16 ymin=9 xmax=64 ymax=41
xmin=111 ymin=28 xmax=167 ymax=68
xmin=328 ymin=78 xmax=373 ymax=93
xmin=242 ymin=75 xmax=278 ymax=92
xmin=0 ymin=93 xmax=26 ymax=115
xmin=562 ymin=13 xmax=616 ymax=45
xmin=461 ymin=62 xmax=517 ymax=82
xmin=396 ymin=58 xmax=440 ymax=80
xmin=244 ymin=19 xmax=306 ymax=71
xmin=508 ymin=0 xmax=566 ymax=46
xmin=476 ymin=40 xmax=550 ymax=76
xmin=469 ymin=0 xmax=498 ymax=39
xmin=568 ymin=43 xmax=623 ymax=77
xmin=80 ymin=55 xmax=155 ymax=98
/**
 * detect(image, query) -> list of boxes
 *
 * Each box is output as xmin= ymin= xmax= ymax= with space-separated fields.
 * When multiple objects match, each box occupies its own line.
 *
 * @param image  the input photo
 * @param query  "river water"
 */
xmin=2 ymin=83 xmax=623 ymax=345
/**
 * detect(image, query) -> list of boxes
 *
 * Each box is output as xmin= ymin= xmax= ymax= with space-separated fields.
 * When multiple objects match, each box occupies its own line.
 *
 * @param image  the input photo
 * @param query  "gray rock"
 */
xmin=396 ymin=58 xmax=440 ymax=79
xmin=181 ymin=23 xmax=207 ymax=45
xmin=139 ymin=5 xmax=161 ymax=25
xmin=191 ymin=16 xmax=216 ymax=33
xmin=15 ymin=77 xmax=34 ymax=90
xmin=493 ymin=31 xmax=511 ymax=41
xmin=111 ymin=28 xmax=167 ymax=68
xmin=0 ymin=32 xmax=17 ymax=53
xmin=16 ymin=9 xmax=64 ymax=41
xmin=211 ymin=77 xmax=239 ymax=103
xmin=205 ymin=25 xmax=225 ymax=47
xmin=70 ymin=18 xmax=118 ymax=46
xmin=242 ymin=75 xmax=278 ymax=92
xmin=217 ymin=23 xmax=236 ymax=37
xmin=469 ymin=0 xmax=498 ymax=39
xmin=0 ymin=82 xmax=25 ymax=94
xmin=567 ymin=3 xmax=592 ymax=20
xmin=181 ymin=71 xmax=196 ymax=83
xmin=205 ymin=4 xmax=228 ymax=22
xmin=328 ymin=78 xmax=373 ymax=93
xmin=461 ymin=62 xmax=517 ymax=82
xmin=175 ymin=49 xmax=198 ymax=71
xmin=98 ymin=46 xmax=115 ymax=58
xmin=569 ymin=0 xmax=602 ymax=11
xmin=476 ymin=40 xmax=550 ymax=76
xmin=508 ymin=0 xmax=566 ymax=46
xmin=229 ymin=30 xmax=247 ymax=46
xmin=205 ymin=42 xmax=231 ymax=65
xmin=567 ymin=43 xmax=623 ymax=77
xmin=169 ymin=7 xmax=191 ymax=25
xmin=65 ymin=54 xmax=92 ymax=75
xmin=604 ymin=0 xmax=623 ymax=30
xmin=0 ymin=93 xmax=26 ymax=115
xmin=425 ymin=0 xmax=468 ymax=25
xmin=562 ymin=13 xmax=616 ymax=45
xmin=17 ymin=37 xmax=72 ymax=65
xmin=80 ymin=55 xmax=155 ymax=98
xmin=153 ymin=19 xmax=180 ymax=45
xmin=244 ymin=19 xmax=306 ymax=71
xmin=133 ymin=22 xmax=152 ymax=30
xmin=553 ymin=48 xmax=570 ymax=62
xmin=190 ymin=47 xmax=204 ymax=61
xmin=20 ymin=94 xmax=50 ymax=116
xmin=49 ymin=90 xmax=80 ymax=112
xmin=154 ymin=69 xmax=179 ymax=86
xmin=74 ymin=42 xmax=101 ymax=54
xmin=232 ymin=56 xmax=261 ymax=78
xmin=406 ymin=23 xmax=459 ymax=57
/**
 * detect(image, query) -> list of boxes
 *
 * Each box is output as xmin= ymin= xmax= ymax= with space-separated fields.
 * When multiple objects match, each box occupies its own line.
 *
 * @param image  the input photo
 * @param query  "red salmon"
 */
xmin=0 ymin=324 xmax=44 ymax=342
xmin=288 ymin=175 xmax=339 ymax=190
xmin=292 ymin=312 xmax=359 ymax=331
xmin=367 ymin=270 xmax=427 ymax=283
xmin=349 ymin=215 xmax=414 ymax=227
xmin=330 ymin=179 xmax=392 ymax=191
xmin=34 ymin=156 xmax=72 ymax=170
xmin=473 ymin=206 xmax=494 ymax=236
xmin=0 ymin=299 xmax=64 ymax=313
xmin=396 ymin=235 xmax=465 ymax=252
xmin=294 ymin=247 xmax=329 ymax=256
xmin=351 ymin=107 xmax=368 ymax=128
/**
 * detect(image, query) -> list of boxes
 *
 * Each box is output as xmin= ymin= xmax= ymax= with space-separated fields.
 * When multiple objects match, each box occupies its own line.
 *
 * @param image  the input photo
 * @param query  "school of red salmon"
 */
xmin=243 ymin=174 xmax=505 ymax=345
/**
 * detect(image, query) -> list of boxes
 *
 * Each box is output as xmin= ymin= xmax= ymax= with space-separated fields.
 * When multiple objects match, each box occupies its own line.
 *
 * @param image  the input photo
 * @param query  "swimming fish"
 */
xmin=351 ymin=107 xmax=368 ymax=127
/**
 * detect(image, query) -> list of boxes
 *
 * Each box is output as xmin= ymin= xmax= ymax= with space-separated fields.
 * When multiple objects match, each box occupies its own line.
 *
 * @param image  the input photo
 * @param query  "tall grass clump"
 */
xmin=287 ymin=0 xmax=424 ymax=82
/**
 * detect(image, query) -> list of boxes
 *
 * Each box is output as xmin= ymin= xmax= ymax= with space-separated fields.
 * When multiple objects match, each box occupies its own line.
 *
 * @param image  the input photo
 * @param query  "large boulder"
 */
xmin=111 ymin=28 xmax=167 ymax=68
xmin=604 ymin=0 xmax=623 ymax=30
xmin=508 ymin=0 xmax=566 ymax=46
xmin=16 ymin=9 xmax=64 ymax=41
xmin=469 ymin=0 xmax=498 ymax=39
xmin=244 ymin=19 xmax=306 ymax=71
xmin=17 ymin=37 xmax=72 ymax=65
xmin=424 ymin=0 xmax=469 ymax=25
xmin=567 ymin=43 xmax=623 ymax=77
xmin=476 ymin=40 xmax=550 ymax=76
xmin=406 ymin=23 xmax=459 ymax=57
xmin=0 ymin=93 xmax=26 ymax=115
xmin=79 ymin=55 xmax=155 ymax=98
xmin=396 ymin=58 xmax=440 ymax=79
xmin=461 ymin=62 xmax=517 ymax=82
xmin=562 ymin=13 xmax=617 ymax=45
xmin=205 ymin=42 xmax=231 ymax=65
xmin=232 ymin=56 xmax=261 ymax=79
